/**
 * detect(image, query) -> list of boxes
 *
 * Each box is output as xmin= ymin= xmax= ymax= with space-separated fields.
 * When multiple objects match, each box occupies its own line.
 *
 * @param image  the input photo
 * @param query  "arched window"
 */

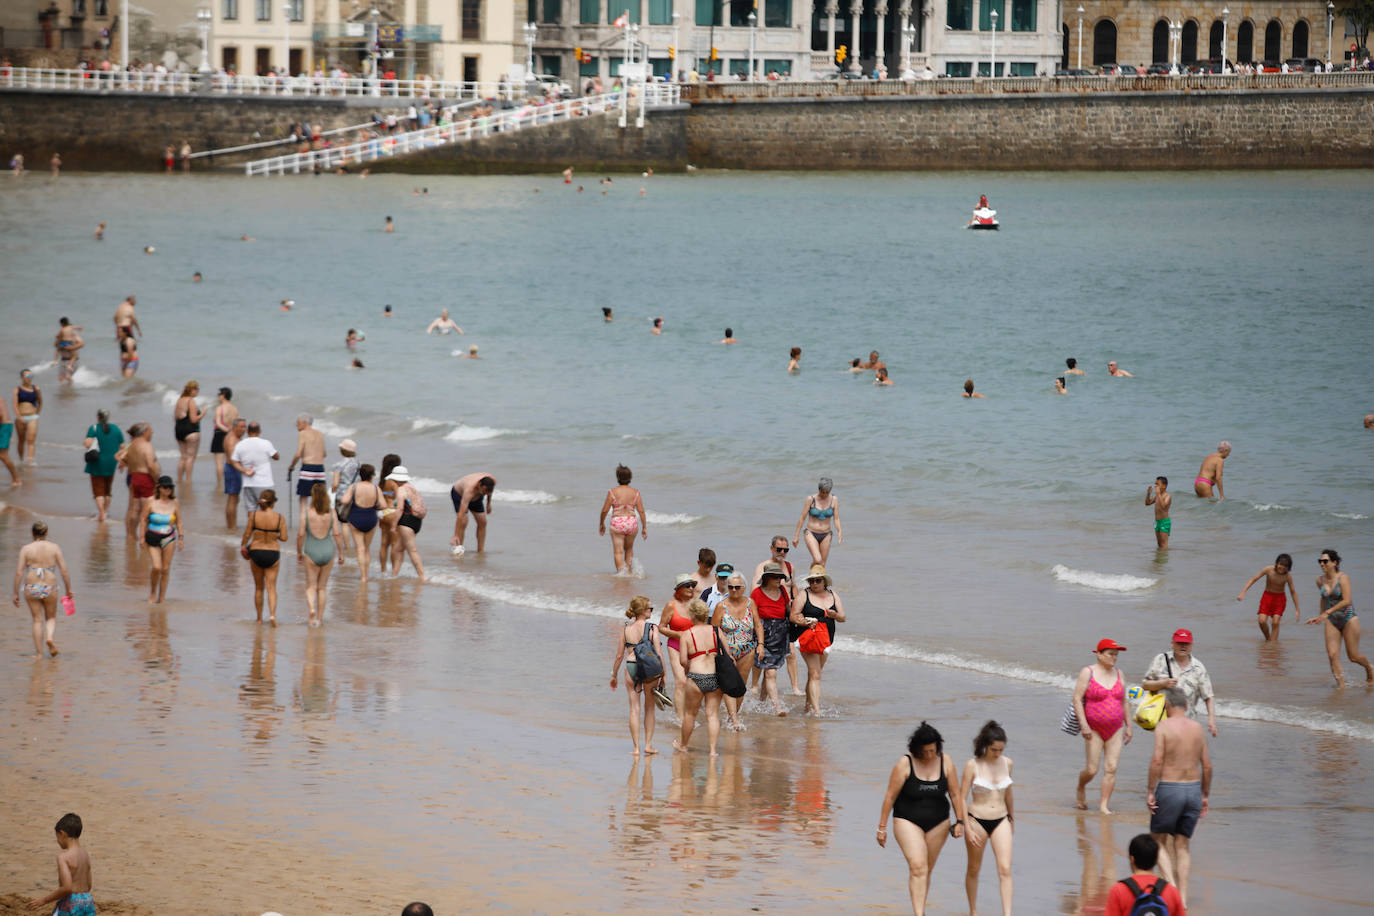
xmin=1293 ymin=20 xmax=1309 ymax=58
xmin=1209 ymin=20 xmax=1224 ymax=59
xmin=1181 ymin=20 xmax=1198 ymax=62
xmin=1062 ymin=23 xmax=1070 ymax=69
xmin=1153 ymin=19 xmax=1169 ymax=63
xmin=1237 ymin=20 xmax=1253 ymax=61
xmin=1264 ymin=20 xmax=1281 ymax=62
xmin=1092 ymin=19 xmax=1116 ymax=65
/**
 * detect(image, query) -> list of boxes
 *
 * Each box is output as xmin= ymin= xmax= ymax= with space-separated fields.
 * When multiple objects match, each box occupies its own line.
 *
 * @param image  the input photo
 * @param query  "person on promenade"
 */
xmin=172 ymin=380 xmax=204 ymax=485
xmin=340 ymin=464 xmax=386 ymax=581
xmin=658 ymin=573 xmax=698 ymax=717
xmin=790 ymin=564 xmax=845 ymax=715
xmin=229 ymin=421 xmax=278 ymax=512
xmin=1147 ymin=688 xmax=1212 ymax=908
xmin=1106 ymin=360 xmax=1133 ymax=377
xmin=1104 ymin=835 xmax=1186 ymax=916
xmin=1236 ymin=553 xmax=1301 ymax=640
xmin=598 ymin=464 xmax=646 ymax=574
xmin=13 ymin=521 xmax=71 ymax=658
xmin=387 ymin=466 xmax=427 ymax=580
xmin=1073 ymin=638 xmax=1132 ymax=813
xmin=209 ymin=387 xmax=239 ymax=487
xmin=1141 ymin=629 xmax=1218 ymax=736
xmin=753 ymin=536 xmax=800 ymax=695
xmin=120 ymin=422 xmax=160 ymax=531
xmin=221 ymin=418 xmax=247 ymax=529
xmin=54 ymin=317 xmax=83 ymax=384
xmin=1065 ymin=357 xmax=1085 ymax=375
xmin=27 ymin=812 xmax=95 ymax=915
xmin=241 ymin=488 xmax=287 ymax=625
xmin=711 ymin=572 xmax=763 ymax=731
xmin=962 ymin=720 xmax=1014 ymax=916
xmin=331 ymin=438 xmax=360 ymax=564
xmin=673 ymin=598 xmax=725 ymax=757
xmin=296 ymin=482 xmax=336 ymax=626
xmin=13 ymin=369 xmax=42 ymax=465
xmin=610 ymin=595 xmax=667 ymax=756
xmin=425 ymin=308 xmax=463 ymax=334
xmin=137 ymin=475 xmax=181 ymax=604
xmin=118 ymin=326 xmax=138 ymax=378
xmin=113 ymin=294 xmax=141 ymax=343
xmin=876 ymin=721 xmax=966 ymax=916
xmin=83 ymin=409 xmax=123 ymax=522
xmin=962 ymin=379 xmax=987 ymax=399
xmin=1145 ymin=476 xmax=1171 ymax=549
xmin=1193 ymin=441 xmax=1230 ymax=499
xmin=287 ymin=413 xmax=328 ymax=519
xmin=752 ymin=562 xmax=793 ymax=717
xmin=1307 ymin=549 xmax=1373 ymax=685
xmin=788 ymin=347 xmax=801 ymax=372
xmin=448 ymin=472 xmax=495 ymax=554
xmin=793 ymin=476 xmax=841 ymax=566
xmin=0 ymin=393 xmax=20 ymax=486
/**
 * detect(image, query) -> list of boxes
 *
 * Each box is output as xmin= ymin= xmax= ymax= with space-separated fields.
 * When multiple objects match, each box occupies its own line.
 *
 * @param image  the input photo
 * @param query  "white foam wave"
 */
xmin=409 ymin=475 xmax=451 ymax=495
xmin=70 ymin=366 xmax=116 ymax=389
xmin=1214 ymin=699 xmax=1374 ymax=741
xmin=620 ymin=434 xmax=652 ymax=440
xmin=442 ymin=424 xmax=523 ymax=442
xmin=323 ymin=405 xmax=342 ymax=414
xmin=645 ymin=510 xmax=701 ymax=525
xmin=1051 ymin=564 xmax=1158 ymax=592
xmin=266 ymin=393 xmax=290 ymax=402
xmin=161 ymin=390 xmax=206 ymax=410
xmin=409 ymin=416 xmax=451 ymax=432
xmin=1249 ymin=503 xmax=1292 ymax=512
xmin=1330 ymin=512 xmax=1369 ymax=520
xmin=315 ymin=419 xmax=357 ymax=439
xmin=25 ymin=359 xmax=57 ymax=375
xmin=494 ymin=488 xmax=558 ymax=505
xmin=427 ymin=573 xmax=623 ymax=620
xmin=836 ymin=635 xmax=1080 ymax=690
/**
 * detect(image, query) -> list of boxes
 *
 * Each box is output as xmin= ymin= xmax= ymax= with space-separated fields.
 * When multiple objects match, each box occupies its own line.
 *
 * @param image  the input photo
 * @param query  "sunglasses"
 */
xmin=1318 ymin=558 xmax=1332 ymax=565
xmin=774 ymin=546 xmax=789 ymax=553
xmin=728 ymin=585 xmax=743 ymax=590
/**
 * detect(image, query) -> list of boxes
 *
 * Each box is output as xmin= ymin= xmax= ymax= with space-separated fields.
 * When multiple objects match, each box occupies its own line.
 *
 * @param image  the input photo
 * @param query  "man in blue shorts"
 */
xmin=1147 ymin=688 xmax=1212 ymax=908
xmin=222 ymin=418 xmax=246 ymax=529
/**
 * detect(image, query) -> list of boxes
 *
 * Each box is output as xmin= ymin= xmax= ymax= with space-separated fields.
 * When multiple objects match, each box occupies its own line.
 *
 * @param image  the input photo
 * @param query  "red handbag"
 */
xmin=798 ymin=620 xmax=831 ymax=654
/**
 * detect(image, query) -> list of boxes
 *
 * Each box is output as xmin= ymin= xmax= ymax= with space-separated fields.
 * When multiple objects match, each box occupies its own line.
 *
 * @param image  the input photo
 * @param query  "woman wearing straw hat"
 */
xmin=790 ymin=564 xmax=845 ymax=715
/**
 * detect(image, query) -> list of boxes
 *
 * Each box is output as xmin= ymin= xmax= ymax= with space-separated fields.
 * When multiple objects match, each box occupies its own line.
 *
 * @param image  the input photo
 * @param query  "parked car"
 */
xmin=1098 ymin=62 xmax=1127 ymax=75
xmin=1301 ymin=57 xmax=1325 ymax=71
xmin=1257 ymin=60 xmax=1282 ymax=72
xmin=1056 ymin=67 xmax=1096 ymax=77
xmin=1146 ymin=62 xmax=1172 ymax=75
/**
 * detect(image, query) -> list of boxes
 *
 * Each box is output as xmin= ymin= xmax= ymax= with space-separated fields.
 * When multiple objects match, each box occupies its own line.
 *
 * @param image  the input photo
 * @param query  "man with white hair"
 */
xmin=288 ymin=413 xmax=327 ymax=516
xmin=1193 ymin=442 xmax=1231 ymax=499
xmin=425 ymin=309 xmax=463 ymax=335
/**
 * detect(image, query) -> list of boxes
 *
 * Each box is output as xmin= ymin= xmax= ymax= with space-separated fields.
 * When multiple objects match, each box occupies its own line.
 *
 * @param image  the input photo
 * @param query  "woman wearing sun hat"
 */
xmin=789 ymin=564 xmax=845 ymax=715
xmin=386 ymin=466 xmax=427 ymax=581
xmin=1073 ymin=637 xmax=1132 ymax=814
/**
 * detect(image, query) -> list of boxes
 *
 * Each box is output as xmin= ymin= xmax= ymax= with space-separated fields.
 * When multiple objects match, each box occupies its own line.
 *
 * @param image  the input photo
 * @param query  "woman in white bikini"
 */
xmin=598 ymin=464 xmax=647 ymax=574
xmin=962 ymin=720 xmax=1014 ymax=916
xmin=13 ymin=521 xmax=72 ymax=657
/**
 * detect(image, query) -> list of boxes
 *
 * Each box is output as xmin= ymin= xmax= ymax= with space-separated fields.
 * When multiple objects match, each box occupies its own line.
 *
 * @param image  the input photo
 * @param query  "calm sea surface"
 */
xmin=2 ymin=169 xmax=1373 ymax=910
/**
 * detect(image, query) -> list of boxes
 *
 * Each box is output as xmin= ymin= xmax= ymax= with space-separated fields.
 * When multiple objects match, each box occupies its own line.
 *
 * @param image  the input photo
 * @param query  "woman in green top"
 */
xmin=83 ymin=408 xmax=124 ymax=522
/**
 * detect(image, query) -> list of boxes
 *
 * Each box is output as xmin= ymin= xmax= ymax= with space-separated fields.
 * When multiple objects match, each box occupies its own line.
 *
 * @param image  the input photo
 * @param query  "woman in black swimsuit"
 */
xmin=172 ymin=380 xmax=204 ymax=486
xmin=340 ymin=464 xmax=386 ymax=582
xmin=240 ymin=488 xmax=287 ymax=625
xmin=876 ymin=721 xmax=967 ymax=916
xmin=789 ymin=563 xmax=846 ymax=715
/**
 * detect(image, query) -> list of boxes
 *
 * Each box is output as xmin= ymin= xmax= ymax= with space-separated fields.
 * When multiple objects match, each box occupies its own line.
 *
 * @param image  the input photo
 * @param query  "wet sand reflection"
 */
xmin=238 ymin=627 xmax=278 ymax=745
xmin=1060 ymin=811 xmax=1119 ymax=915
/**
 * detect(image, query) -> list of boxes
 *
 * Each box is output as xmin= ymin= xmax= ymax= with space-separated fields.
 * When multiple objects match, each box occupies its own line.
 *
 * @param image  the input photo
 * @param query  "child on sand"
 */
xmin=29 ymin=812 xmax=95 ymax=915
xmin=1236 ymin=553 xmax=1301 ymax=641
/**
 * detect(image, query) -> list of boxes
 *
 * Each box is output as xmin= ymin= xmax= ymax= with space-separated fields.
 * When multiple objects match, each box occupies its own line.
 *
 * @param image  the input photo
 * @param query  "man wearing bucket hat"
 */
xmin=1141 ymin=629 xmax=1218 ymax=737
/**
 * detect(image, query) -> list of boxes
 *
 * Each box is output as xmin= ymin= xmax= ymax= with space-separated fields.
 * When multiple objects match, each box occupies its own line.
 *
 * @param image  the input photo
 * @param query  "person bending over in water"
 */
xmin=1193 ymin=442 xmax=1230 ymax=499
xmin=1237 ymin=553 xmax=1300 ymax=640
xmin=963 ymin=379 xmax=986 ymax=399
xmin=449 ymin=472 xmax=495 ymax=554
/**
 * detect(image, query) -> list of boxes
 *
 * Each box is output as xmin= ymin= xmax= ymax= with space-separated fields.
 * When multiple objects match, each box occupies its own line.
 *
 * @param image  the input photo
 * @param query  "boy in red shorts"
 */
xmin=1236 ymin=553 xmax=1301 ymax=641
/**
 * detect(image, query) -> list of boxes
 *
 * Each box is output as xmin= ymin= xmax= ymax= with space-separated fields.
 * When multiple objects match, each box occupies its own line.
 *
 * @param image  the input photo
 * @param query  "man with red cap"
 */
xmin=1141 ymin=629 xmax=1217 ymax=737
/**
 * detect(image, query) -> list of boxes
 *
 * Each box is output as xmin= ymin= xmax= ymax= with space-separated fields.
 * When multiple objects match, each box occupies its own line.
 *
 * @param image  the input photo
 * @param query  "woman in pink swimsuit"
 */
xmin=597 ymin=464 xmax=647 ymax=574
xmin=1072 ymin=637 xmax=1132 ymax=814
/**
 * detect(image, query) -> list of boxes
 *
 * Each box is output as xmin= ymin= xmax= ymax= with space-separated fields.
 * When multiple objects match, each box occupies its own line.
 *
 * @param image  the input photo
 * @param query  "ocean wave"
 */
xmin=1249 ymin=503 xmax=1292 ymax=512
xmin=427 ymin=573 xmax=623 ymax=620
xmin=161 ymin=390 xmax=206 ymax=410
xmin=70 ymin=367 xmax=115 ymax=389
xmin=409 ymin=416 xmax=452 ymax=432
xmin=323 ymin=405 xmax=341 ymax=414
xmin=646 ymin=510 xmax=702 ymax=525
xmin=495 ymin=488 xmax=558 ymax=505
xmin=408 ymin=475 xmax=451 ymax=495
xmin=266 ymin=393 xmax=290 ymax=402
xmin=26 ymin=359 xmax=57 ymax=375
xmin=1330 ymin=512 xmax=1369 ymax=520
xmin=1051 ymin=564 xmax=1157 ymax=592
xmin=836 ymin=635 xmax=1079 ymax=690
xmin=1215 ymin=699 xmax=1374 ymax=741
xmin=314 ymin=419 xmax=357 ymax=439
xmin=442 ymin=424 xmax=523 ymax=442
xmin=620 ymin=433 xmax=652 ymax=440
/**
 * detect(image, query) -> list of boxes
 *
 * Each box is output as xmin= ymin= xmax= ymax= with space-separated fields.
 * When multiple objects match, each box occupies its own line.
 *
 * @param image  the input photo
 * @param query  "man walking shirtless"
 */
xmin=1147 ymin=688 xmax=1212 ymax=908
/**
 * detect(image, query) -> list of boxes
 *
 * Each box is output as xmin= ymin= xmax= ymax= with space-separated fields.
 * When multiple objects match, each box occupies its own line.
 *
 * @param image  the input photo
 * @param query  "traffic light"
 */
xmin=668 ymin=45 xmax=675 ymax=59
xmin=710 ymin=46 xmax=719 ymax=61
xmin=574 ymin=46 xmax=582 ymax=61
xmin=836 ymin=44 xmax=847 ymax=64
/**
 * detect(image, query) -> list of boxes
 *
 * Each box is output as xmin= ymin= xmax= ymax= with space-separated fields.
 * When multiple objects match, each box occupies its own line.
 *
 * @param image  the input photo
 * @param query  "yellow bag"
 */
xmin=1134 ymin=691 xmax=1166 ymax=730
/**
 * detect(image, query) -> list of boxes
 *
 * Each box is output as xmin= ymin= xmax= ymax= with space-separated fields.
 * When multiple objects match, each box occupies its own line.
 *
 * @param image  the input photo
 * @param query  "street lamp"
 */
xmin=989 ymin=7 xmax=997 ymax=77
xmin=282 ymin=0 xmax=293 ymax=77
xmin=1076 ymin=5 xmax=1084 ymax=70
xmin=196 ymin=6 xmax=212 ymax=74
xmin=1220 ymin=7 xmax=1228 ymax=74
xmin=672 ymin=11 xmax=681 ymax=78
xmin=369 ymin=8 xmax=380 ymax=79
xmin=1168 ymin=19 xmax=1181 ymax=71
xmin=901 ymin=20 xmax=916 ymax=77
xmin=747 ymin=9 xmax=757 ymax=81
xmin=523 ymin=21 xmax=537 ymax=78
xmin=1327 ymin=0 xmax=1334 ymax=64
xmin=618 ymin=16 xmax=636 ymax=127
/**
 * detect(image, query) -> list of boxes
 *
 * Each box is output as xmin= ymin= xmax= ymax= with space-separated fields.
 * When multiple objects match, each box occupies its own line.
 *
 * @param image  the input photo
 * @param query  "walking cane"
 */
xmin=286 ymin=468 xmax=293 ymax=529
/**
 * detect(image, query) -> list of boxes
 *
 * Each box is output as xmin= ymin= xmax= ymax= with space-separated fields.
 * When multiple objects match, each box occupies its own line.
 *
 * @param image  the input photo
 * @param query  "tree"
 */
xmin=1336 ymin=0 xmax=1373 ymax=54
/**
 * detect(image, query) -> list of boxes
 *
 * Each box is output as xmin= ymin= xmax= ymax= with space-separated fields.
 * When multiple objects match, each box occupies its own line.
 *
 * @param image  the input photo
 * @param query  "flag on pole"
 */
xmin=612 ymin=11 xmax=628 ymax=26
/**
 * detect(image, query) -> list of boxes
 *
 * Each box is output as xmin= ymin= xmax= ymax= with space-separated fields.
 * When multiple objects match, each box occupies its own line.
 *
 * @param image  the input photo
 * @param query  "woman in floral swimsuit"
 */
xmin=711 ymin=573 xmax=763 ymax=730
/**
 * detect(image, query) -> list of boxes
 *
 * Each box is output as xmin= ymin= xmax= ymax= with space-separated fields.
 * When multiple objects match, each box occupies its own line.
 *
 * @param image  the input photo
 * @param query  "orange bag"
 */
xmin=798 ymin=621 xmax=831 ymax=654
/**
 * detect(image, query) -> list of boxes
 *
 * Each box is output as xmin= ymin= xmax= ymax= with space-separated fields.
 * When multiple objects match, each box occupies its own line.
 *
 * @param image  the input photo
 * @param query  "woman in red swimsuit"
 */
xmin=1072 ymin=638 xmax=1132 ymax=814
xmin=657 ymin=574 xmax=697 ymax=717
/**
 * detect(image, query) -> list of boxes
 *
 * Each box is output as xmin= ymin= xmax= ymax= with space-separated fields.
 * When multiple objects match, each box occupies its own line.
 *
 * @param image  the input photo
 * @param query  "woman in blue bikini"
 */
xmin=137 ymin=475 xmax=181 ymax=604
xmin=793 ymin=476 xmax=841 ymax=566
xmin=1307 ymin=549 xmax=1373 ymax=686
xmin=13 ymin=521 xmax=72 ymax=657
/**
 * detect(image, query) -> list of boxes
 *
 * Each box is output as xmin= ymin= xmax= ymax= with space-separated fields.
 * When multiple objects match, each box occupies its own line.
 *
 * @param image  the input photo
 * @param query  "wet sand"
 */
xmin=4 ymin=486 xmax=1373 ymax=913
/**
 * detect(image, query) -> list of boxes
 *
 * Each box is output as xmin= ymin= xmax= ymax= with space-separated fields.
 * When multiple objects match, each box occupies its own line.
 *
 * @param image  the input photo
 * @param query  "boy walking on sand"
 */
xmin=1237 ymin=553 xmax=1301 ymax=641
xmin=30 ymin=812 xmax=95 ymax=915
xmin=1146 ymin=477 xmax=1172 ymax=549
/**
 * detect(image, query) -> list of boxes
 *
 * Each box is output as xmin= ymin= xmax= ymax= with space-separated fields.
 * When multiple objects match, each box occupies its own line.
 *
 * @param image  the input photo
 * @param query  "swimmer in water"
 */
xmin=875 ymin=367 xmax=894 ymax=386
xmin=1065 ymin=357 xmax=1084 ymax=375
xmin=788 ymin=347 xmax=801 ymax=372
xmin=602 ymin=307 xmax=613 ymax=322
xmin=651 ymin=318 xmax=663 ymax=335
xmin=280 ymin=299 xmax=294 ymax=311
xmin=384 ymin=216 xmax=394 ymax=233
xmin=849 ymin=358 xmax=864 ymax=373
xmin=719 ymin=328 xmax=738 ymax=344
xmin=963 ymin=379 xmax=987 ymax=399
xmin=1107 ymin=360 xmax=1133 ymax=377
xmin=426 ymin=309 xmax=463 ymax=335
xmin=1054 ymin=376 xmax=1067 ymax=394
xmin=350 ymin=358 xmax=365 ymax=369
xmin=384 ymin=304 xmax=393 ymax=318
xmin=143 ymin=246 xmax=155 ymax=254
xmin=192 ymin=271 xmax=202 ymax=282
xmin=462 ymin=345 xmax=480 ymax=359
xmin=94 ymin=222 xmax=105 ymax=240
xmin=346 ymin=329 xmax=360 ymax=351
xmin=562 ymin=166 xmax=574 ymax=183
xmin=240 ymin=235 xmax=255 ymax=242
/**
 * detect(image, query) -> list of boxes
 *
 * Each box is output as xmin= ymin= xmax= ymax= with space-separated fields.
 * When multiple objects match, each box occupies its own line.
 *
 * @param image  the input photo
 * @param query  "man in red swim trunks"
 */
xmin=121 ymin=422 xmax=160 ymax=530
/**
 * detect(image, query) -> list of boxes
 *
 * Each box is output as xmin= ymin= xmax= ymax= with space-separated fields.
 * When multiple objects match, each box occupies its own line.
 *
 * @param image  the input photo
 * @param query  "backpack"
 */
xmin=402 ymin=484 xmax=427 ymax=519
xmin=1119 ymin=876 xmax=1171 ymax=916
xmin=630 ymin=622 xmax=663 ymax=684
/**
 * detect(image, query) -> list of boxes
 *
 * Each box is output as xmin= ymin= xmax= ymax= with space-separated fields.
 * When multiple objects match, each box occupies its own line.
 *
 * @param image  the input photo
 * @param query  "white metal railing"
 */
xmin=0 ymin=66 xmax=554 ymax=101
xmin=243 ymin=85 xmax=681 ymax=175
xmin=687 ymin=70 xmax=1374 ymax=100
